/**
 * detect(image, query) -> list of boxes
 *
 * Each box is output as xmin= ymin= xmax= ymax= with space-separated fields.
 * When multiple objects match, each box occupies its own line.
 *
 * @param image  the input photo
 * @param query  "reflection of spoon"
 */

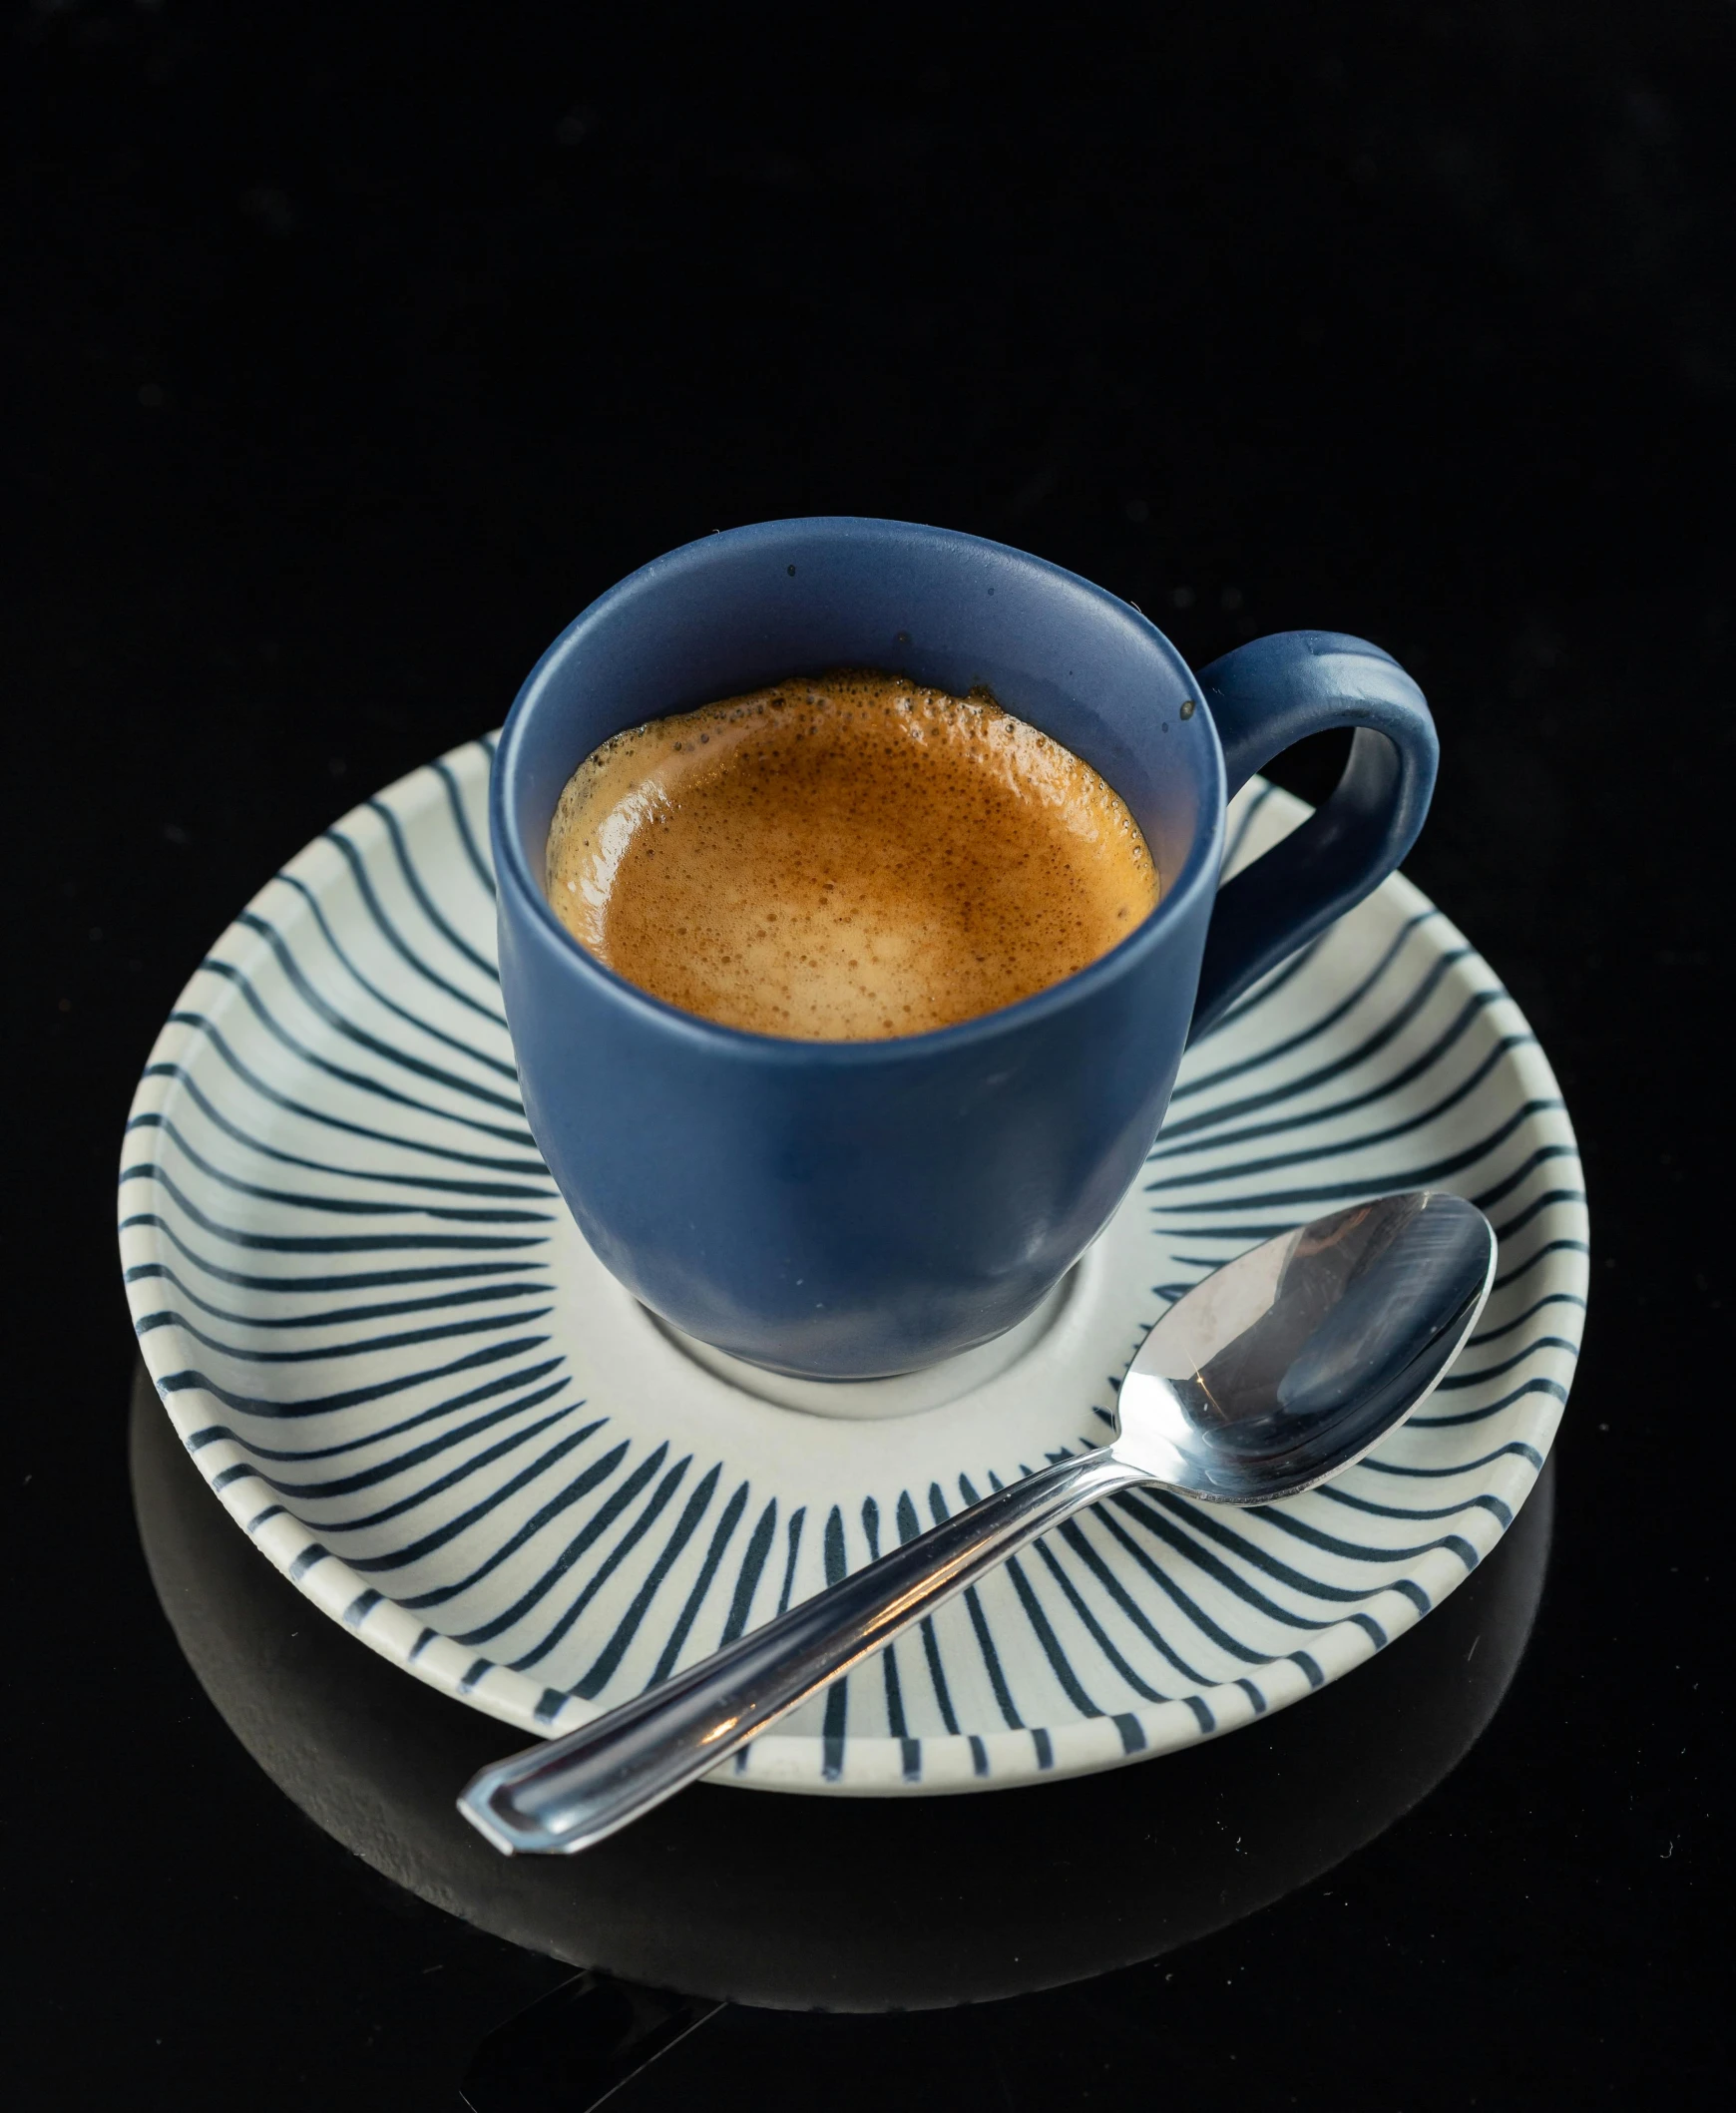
xmin=462 ymin=1191 xmax=1496 ymax=1859
xmin=128 ymin=1359 xmax=1548 ymax=2010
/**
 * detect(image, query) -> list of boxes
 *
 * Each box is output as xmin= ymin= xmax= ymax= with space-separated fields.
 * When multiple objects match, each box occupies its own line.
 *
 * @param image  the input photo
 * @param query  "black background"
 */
xmin=6 ymin=2 xmax=1727 ymax=2105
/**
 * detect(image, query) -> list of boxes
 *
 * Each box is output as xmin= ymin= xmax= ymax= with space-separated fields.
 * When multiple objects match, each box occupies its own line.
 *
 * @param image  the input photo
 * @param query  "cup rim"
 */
xmin=490 ymin=516 xmax=1228 ymax=1066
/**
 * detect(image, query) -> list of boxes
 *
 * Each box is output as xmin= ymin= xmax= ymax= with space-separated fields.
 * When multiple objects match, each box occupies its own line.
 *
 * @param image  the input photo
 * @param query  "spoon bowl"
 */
xmin=1116 ymin=1191 xmax=1496 ymax=1501
xmin=461 ymin=1190 xmax=1495 ymax=1857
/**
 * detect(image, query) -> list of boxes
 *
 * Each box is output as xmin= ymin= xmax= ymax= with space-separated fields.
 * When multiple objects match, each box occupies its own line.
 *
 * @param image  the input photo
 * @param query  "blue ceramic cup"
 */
xmin=492 ymin=519 xmax=1436 ymax=1380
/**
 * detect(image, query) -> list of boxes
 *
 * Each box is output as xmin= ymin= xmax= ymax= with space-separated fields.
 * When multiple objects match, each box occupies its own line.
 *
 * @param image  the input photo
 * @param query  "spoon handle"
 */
xmin=459 ymin=1446 xmax=1143 ymax=1854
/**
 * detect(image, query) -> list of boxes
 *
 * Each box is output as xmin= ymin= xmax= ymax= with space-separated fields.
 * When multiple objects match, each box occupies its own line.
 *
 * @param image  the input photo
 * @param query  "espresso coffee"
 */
xmin=545 ymin=669 xmax=1159 ymax=1040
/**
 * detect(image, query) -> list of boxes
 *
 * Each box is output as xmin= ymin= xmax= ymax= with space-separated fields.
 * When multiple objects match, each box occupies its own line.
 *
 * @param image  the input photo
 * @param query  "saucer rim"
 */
xmin=118 ymin=738 xmax=1586 ymax=1797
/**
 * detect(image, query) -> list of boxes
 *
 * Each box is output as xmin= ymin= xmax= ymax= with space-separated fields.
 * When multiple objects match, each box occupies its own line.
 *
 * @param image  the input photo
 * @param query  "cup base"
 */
xmin=644 ymin=1265 xmax=1084 ymax=1421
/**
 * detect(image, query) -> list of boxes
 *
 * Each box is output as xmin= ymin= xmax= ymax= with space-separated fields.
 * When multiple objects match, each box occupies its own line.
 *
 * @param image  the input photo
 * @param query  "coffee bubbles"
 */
xmin=546 ymin=670 xmax=1159 ymax=1041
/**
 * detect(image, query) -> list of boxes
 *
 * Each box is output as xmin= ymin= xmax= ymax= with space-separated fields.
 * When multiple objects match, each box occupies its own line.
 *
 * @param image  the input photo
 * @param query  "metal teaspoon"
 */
xmin=459 ymin=1189 xmax=1496 ymax=1856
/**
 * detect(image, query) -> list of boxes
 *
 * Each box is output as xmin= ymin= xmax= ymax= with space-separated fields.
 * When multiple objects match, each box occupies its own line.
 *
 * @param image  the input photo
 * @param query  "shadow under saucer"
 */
xmin=130 ymin=1364 xmax=1553 ymax=2013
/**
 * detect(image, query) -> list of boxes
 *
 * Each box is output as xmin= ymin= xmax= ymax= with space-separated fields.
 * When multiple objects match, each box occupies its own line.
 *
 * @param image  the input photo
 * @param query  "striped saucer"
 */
xmin=119 ymin=741 xmax=1587 ymax=1798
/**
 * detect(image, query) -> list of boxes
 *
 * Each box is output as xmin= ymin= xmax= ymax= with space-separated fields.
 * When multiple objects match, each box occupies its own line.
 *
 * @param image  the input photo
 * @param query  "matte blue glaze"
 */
xmin=1194 ymin=631 xmax=1437 ymax=1029
xmin=491 ymin=519 xmax=1436 ymax=1379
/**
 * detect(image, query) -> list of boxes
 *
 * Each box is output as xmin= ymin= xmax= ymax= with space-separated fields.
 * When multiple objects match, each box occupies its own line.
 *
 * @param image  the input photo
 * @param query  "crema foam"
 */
xmin=546 ymin=669 xmax=1159 ymax=1040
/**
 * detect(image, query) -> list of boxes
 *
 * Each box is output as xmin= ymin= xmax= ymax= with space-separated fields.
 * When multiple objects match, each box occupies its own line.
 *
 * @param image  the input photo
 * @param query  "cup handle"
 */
xmin=1187 ymin=630 xmax=1438 ymax=1041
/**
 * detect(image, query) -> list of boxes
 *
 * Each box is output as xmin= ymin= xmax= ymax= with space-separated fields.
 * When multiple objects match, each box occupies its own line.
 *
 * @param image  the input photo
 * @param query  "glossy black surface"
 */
xmin=9 ymin=5 xmax=1726 ymax=2105
xmin=132 ymin=1369 xmax=1556 ymax=2008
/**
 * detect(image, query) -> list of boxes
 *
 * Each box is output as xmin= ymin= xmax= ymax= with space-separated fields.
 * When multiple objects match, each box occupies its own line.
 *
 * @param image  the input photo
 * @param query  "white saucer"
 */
xmin=119 ymin=741 xmax=1587 ymax=1796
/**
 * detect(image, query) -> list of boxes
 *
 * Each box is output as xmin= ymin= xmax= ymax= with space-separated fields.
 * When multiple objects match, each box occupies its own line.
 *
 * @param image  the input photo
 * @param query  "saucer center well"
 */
xmin=646 ymin=1267 xmax=1083 ymax=1420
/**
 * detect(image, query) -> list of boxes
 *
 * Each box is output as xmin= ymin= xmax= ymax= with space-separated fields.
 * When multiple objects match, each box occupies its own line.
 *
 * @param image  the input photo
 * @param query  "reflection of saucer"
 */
xmin=130 ymin=1366 xmax=1556 ymax=2008
xmin=119 ymin=742 xmax=1586 ymax=1796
